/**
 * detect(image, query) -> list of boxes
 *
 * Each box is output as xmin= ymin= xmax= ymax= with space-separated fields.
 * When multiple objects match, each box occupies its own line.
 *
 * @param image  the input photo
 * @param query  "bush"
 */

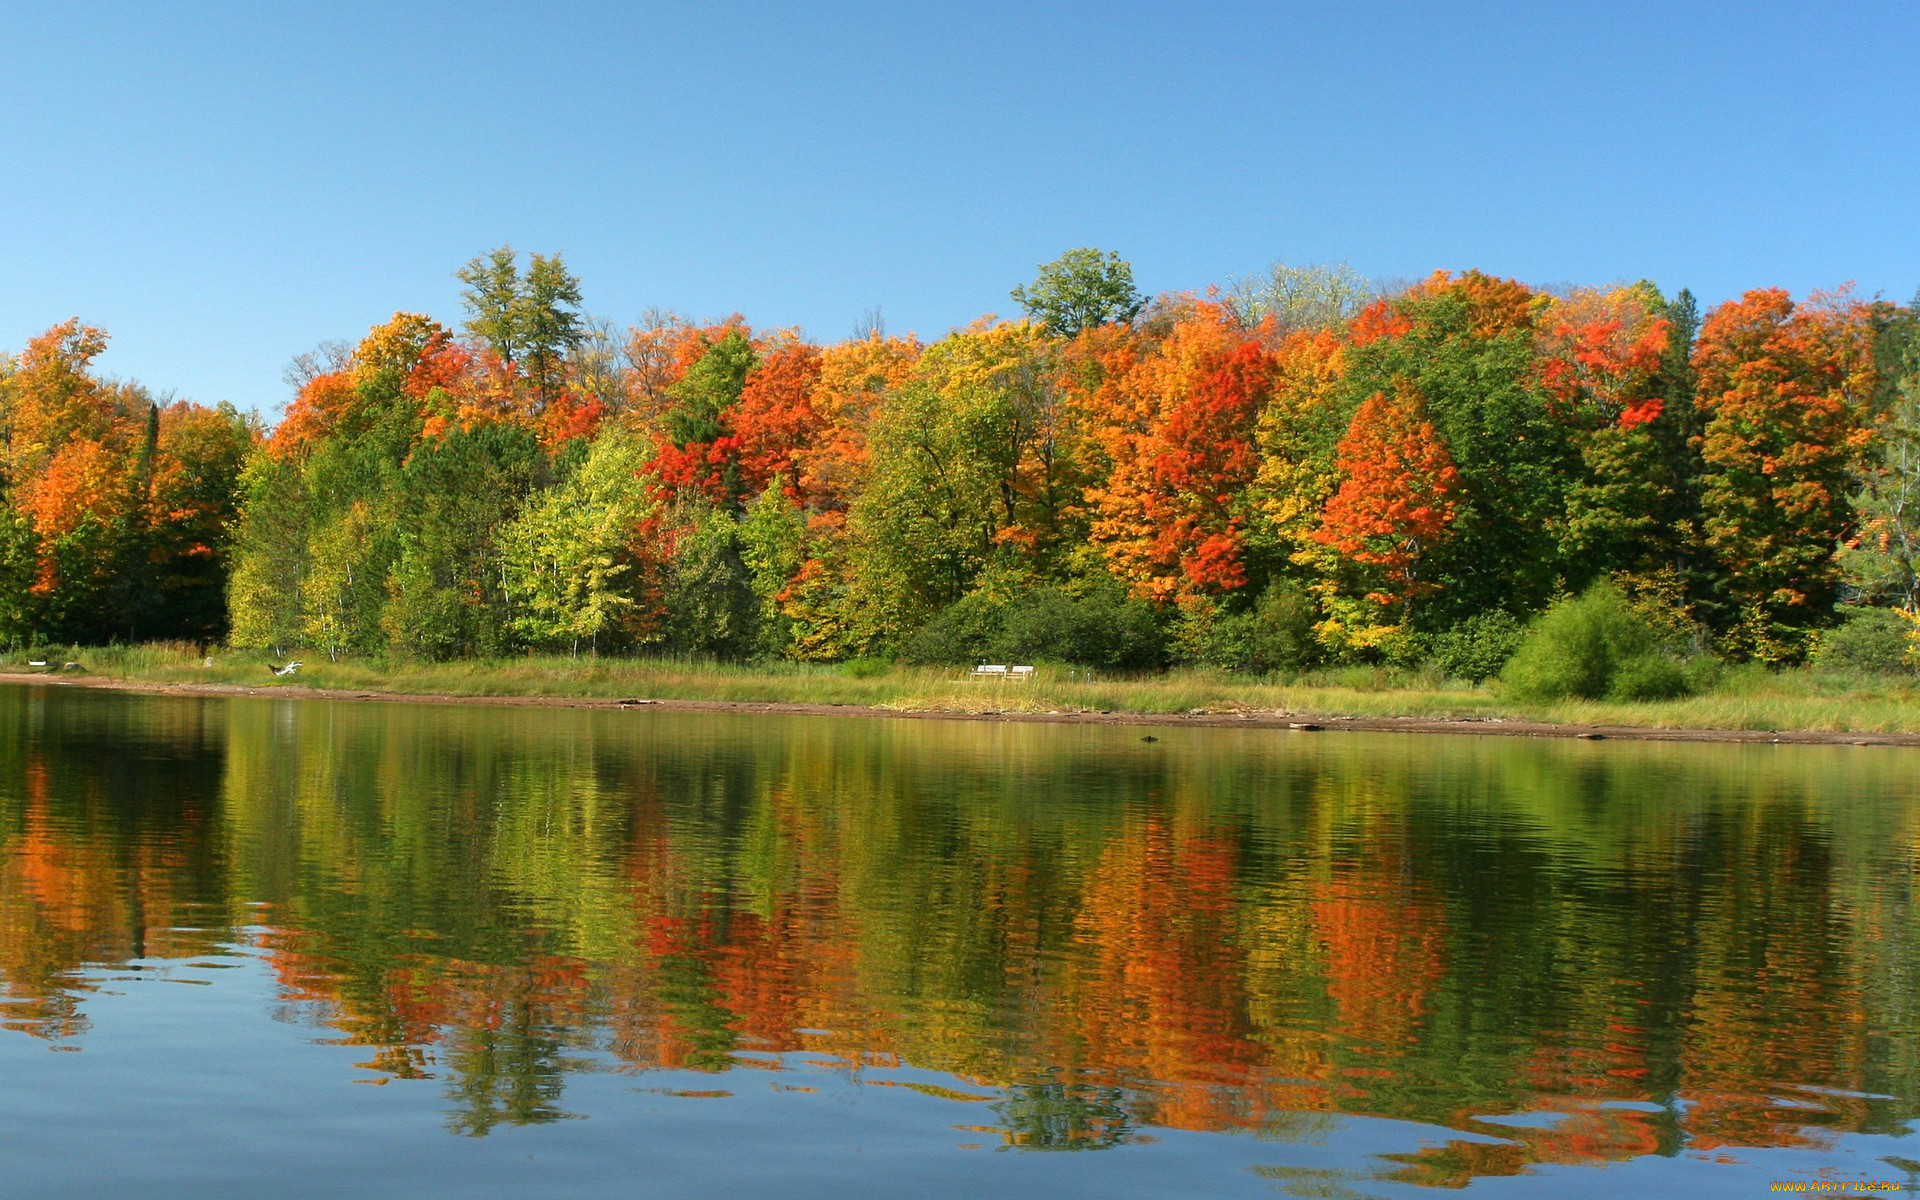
xmin=1427 ymin=611 xmax=1524 ymax=682
xmin=1189 ymin=585 xmax=1321 ymax=676
xmin=903 ymin=591 xmax=1008 ymax=665
xmin=1608 ymin=653 xmax=1690 ymax=701
xmin=1814 ymin=606 xmax=1913 ymax=675
xmin=905 ymin=582 xmax=1164 ymax=669
xmin=1501 ymin=583 xmax=1692 ymax=702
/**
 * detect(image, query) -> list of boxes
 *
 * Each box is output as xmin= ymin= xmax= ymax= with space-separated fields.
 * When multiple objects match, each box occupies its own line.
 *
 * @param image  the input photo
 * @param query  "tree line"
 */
xmin=3 ymin=247 xmax=1917 ymax=669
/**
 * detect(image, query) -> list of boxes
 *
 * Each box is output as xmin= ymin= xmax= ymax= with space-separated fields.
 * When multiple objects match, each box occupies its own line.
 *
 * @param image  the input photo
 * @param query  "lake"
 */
xmin=0 ymin=683 xmax=1915 ymax=1197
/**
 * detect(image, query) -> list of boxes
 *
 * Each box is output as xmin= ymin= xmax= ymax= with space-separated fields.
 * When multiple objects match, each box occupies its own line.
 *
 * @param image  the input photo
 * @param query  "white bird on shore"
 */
xmin=269 ymin=661 xmax=303 ymax=677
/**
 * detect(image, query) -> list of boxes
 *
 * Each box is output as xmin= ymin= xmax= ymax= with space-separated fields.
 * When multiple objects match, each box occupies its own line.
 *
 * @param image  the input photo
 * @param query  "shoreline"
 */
xmin=2 ymin=672 xmax=1913 ymax=747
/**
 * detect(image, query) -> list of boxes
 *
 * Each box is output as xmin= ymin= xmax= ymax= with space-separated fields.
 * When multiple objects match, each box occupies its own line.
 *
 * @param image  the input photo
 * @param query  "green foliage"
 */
xmin=1607 ymin=652 xmax=1691 ymax=701
xmin=389 ymin=423 xmax=541 ymax=657
xmin=500 ymin=430 xmax=655 ymax=655
xmin=1427 ymin=611 xmax=1524 ymax=682
xmin=664 ymin=330 xmax=758 ymax=450
xmin=224 ymin=456 xmax=308 ymax=653
xmin=1814 ymin=606 xmax=1914 ymax=676
xmin=902 ymin=590 xmax=1008 ymax=665
xmin=457 ymin=246 xmax=584 ymax=402
xmin=905 ymin=580 xmax=1163 ymax=669
xmin=1501 ymin=583 xmax=1691 ymax=702
xmin=1343 ymin=279 xmax=1576 ymax=625
xmin=737 ymin=482 xmax=807 ymax=657
xmin=1181 ymin=585 xmax=1321 ymax=675
xmin=1010 ymin=248 xmax=1144 ymax=337
xmin=663 ymin=505 xmax=758 ymax=659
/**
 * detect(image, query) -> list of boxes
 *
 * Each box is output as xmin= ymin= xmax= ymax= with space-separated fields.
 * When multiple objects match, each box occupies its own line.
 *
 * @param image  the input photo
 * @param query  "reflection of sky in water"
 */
xmin=1 ymin=686 xmax=1919 ymax=1195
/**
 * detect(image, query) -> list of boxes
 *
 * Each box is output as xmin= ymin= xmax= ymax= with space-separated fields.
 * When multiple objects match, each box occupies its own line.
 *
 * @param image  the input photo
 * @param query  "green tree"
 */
xmin=737 ymin=480 xmax=807 ymax=657
xmin=1010 ymin=248 xmax=1144 ymax=337
xmin=500 ymin=430 xmax=655 ymax=654
xmin=663 ymin=503 xmax=758 ymax=658
xmin=381 ymin=423 xmax=541 ymax=658
xmin=457 ymin=246 xmax=585 ymax=409
xmin=458 ymin=247 xmax=526 ymax=365
xmin=1844 ymin=296 xmax=1920 ymax=609
xmin=1338 ymin=272 xmax=1574 ymax=628
xmin=225 ymin=454 xmax=310 ymax=654
xmin=663 ymin=329 xmax=758 ymax=449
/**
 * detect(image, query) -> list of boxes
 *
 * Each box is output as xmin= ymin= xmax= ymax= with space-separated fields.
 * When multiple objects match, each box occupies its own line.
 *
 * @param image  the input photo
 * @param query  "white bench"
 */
xmin=969 ymin=664 xmax=1034 ymax=682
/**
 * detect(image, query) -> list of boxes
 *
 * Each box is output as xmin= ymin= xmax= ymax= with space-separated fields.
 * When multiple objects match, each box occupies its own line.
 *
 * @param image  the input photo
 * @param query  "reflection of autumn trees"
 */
xmin=2 ymin=689 xmax=1919 ymax=1183
xmin=0 ymin=688 xmax=229 ymax=1040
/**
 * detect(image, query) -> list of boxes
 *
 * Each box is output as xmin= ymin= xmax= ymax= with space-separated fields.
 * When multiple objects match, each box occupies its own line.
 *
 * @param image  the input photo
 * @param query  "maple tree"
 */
xmin=1692 ymin=288 xmax=1877 ymax=659
xmin=1083 ymin=301 xmax=1272 ymax=604
xmin=1311 ymin=378 xmax=1460 ymax=635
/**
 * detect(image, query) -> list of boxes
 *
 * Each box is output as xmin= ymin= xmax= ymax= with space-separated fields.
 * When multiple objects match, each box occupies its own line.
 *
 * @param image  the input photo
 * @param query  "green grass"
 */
xmin=8 ymin=643 xmax=1920 ymax=735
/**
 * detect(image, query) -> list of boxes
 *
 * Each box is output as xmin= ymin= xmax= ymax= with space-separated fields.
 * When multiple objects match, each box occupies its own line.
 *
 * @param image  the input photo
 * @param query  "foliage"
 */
xmin=905 ymin=578 xmax=1163 ymax=669
xmin=1179 ymin=584 xmax=1321 ymax=675
xmin=661 ymin=504 xmax=759 ymax=659
xmin=0 ymin=320 xmax=255 ymax=646
xmin=1813 ymin=606 xmax=1914 ymax=676
xmin=457 ymin=246 xmax=585 ymax=408
xmin=1693 ymin=288 xmax=1877 ymax=661
xmin=1427 ymin=611 xmax=1524 ymax=682
xmin=500 ymin=429 xmax=655 ymax=654
xmin=1084 ymin=303 xmax=1271 ymax=603
xmin=1223 ymin=261 xmax=1374 ymax=335
xmin=1311 ymin=378 xmax=1460 ymax=646
xmin=1843 ymin=308 xmax=1920 ymax=609
xmin=1010 ymin=248 xmax=1144 ymax=337
xmin=1501 ymin=583 xmax=1691 ymax=701
xmin=9 ymin=250 xmax=1911 ymax=680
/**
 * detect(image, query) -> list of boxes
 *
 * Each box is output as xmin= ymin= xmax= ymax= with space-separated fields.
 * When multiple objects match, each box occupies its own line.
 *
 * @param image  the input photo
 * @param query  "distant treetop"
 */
xmin=1010 ymin=248 xmax=1145 ymax=337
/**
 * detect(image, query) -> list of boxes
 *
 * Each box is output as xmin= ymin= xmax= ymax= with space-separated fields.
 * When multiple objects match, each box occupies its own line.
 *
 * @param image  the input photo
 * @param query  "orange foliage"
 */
xmin=793 ymin=334 xmax=922 ymax=519
xmin=1692 ymin=288 xmax=1877 ymax=629
xmin=1403 ymin=269 xmax=1539 ymax=338
xmin=731 ymin=343 xmax=825 ymax=499
xmin=1085 ymin=304 xmax=1274 ymax=601
xmin=1313 ymin=380 xmax=1460 ymax=607
xmin=1536 ymin=287 xmax=1671 ymax=427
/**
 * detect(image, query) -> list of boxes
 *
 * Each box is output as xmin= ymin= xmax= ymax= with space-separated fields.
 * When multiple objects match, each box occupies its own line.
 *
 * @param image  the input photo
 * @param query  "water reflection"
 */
xmin=0 ymin=684 xmax=1916 ymax=1187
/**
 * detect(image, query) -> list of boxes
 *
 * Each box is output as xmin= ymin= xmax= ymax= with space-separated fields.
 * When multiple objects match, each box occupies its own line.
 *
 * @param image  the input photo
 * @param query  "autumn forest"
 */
xmin=3 ymin=248 xmax=1917 ymax=675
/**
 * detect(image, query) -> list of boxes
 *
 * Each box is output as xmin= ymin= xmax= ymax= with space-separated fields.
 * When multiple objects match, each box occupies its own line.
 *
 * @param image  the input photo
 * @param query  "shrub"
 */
xmin=1427 ymin=611 xmax=1524 ymax=682
xmin=903 ymin=591 xmax=1007 ymax=665
xmin=1814 ymin=606 xmax=1913 ymax=675
xmin=1189 ymin=585 xmax=1320 ymax=676
xmin=1608 ymin=653 xmax=1690 ymax=701
xmin=1501 ymin=583 xmax=1691 ymax=702
xmin=905 ymin=582 xmax=1164 ymax=669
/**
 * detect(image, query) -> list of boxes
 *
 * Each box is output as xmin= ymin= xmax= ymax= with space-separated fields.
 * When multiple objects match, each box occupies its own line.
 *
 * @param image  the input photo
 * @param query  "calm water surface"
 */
xmin=0 ymin=683 xmax=1917 ymax=1197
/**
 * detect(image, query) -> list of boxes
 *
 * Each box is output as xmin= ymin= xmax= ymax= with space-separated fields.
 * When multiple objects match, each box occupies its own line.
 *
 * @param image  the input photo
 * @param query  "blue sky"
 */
xmin=3 ymin=1 xmax=1914 ymax=417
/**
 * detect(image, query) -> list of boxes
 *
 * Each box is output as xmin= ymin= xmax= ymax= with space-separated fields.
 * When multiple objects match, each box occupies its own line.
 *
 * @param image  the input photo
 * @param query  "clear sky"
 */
xmin=3 ymin=1 xmax=1915 ymax=418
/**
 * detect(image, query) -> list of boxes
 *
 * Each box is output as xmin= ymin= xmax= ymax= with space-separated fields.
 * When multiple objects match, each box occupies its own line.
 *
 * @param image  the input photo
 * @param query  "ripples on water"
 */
xmin=0 ymin=683 xmax=1916 ymax=1197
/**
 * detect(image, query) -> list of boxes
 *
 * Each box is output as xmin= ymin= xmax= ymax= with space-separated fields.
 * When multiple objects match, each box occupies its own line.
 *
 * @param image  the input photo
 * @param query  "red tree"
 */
xmin=1313 ymin=379 xmax=1460 ymax=610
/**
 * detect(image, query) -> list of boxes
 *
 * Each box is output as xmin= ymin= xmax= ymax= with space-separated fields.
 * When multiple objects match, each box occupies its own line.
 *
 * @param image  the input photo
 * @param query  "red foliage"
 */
xmin=731 ymin=343 xmax=825 ymax=498
xmin=1313 ymin=381 xmax=1460 ymax=607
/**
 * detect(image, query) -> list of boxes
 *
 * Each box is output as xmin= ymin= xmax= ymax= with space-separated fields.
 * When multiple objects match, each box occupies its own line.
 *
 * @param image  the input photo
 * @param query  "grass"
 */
xmin=6 ymin=643 xmax=1920 ymax=735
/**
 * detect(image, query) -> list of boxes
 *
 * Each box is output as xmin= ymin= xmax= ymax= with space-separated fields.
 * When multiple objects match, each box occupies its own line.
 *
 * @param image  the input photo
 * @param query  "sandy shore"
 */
xmin=2 ymin=671 xmax=1913 ymax=747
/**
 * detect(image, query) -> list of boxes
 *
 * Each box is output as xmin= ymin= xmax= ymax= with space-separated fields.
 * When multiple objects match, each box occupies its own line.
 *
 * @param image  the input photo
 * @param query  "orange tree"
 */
xmin=1693 ymin=288 xmax=1877 ymax=660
